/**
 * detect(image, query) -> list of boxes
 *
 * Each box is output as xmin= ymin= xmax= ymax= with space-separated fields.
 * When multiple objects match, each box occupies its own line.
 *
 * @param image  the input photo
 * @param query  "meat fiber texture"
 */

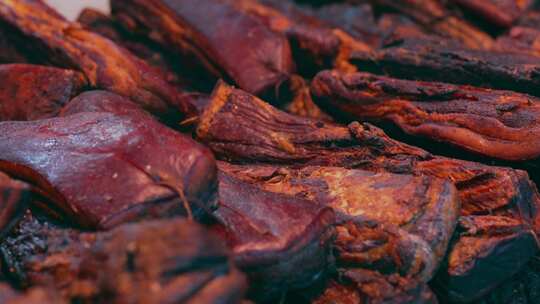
xmin=0 ymin=64 xmax=87 ymax=121
xmin=213 ymin=171 xmax=335 ymax=301
xmin=111 ymin=0 xmax=294 ymax=98
xmin=0 ymin=213 xmax=247 ymax=303
xmin=0 ymin=91 xmax=217 ymax=229
xmin=0 ymin=0 xmax=196 ymax=121
xmin=219 ymin=162 xmax=459 ymax=303
xmin=311 ymin=69 xmax=540 ymax=161
xmin=350 ymin=37 xmax=540 ymax=98
xmin=196 ymin=81 xmax=540 ymax=302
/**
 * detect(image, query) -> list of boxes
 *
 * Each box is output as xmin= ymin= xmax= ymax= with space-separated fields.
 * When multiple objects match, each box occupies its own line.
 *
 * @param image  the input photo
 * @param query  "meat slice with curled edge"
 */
xmin=311 ymin=69 xmax=540 ymax=161
xmin=0 ymin=91 xmax=217 ymax=229
xmin=212 ymin=170 xmax=335 ymax=301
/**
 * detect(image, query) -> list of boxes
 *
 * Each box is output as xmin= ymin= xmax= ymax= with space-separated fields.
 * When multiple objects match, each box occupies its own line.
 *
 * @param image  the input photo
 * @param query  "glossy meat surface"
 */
xmin=213 ymin=170 xmax=335 ymax=300
xmin=0 ymin=0 xmax=196 ymax=120
xmin=0 ymin=91 xmax=217 ymax=229
xmin=312 ymin=69 xmax=540 ymax=161
xmin=0 ymin=214 xmax=247 ymax=303
xmin=111 ymin=0 xmax=293 ymax=97
xmin=0 ymin=64 xmax=87 ymax=121
xmin=196 ymin=82 xmax=540 ymax=301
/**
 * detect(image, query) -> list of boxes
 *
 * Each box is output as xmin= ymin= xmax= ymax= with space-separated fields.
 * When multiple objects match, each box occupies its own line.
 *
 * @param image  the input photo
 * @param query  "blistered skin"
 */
xmin=213 ymin=171 xmax=335 ymax=300
xmin=0 ymin=215 xmax=247 ymax=303
xmin=312 ymin=70 xmax=540 ymax=161
xmin=453 ymin=0 xmax=533 ymax=28
xmin=0 ymin=172 xmax=31 ymax=236
xmin=196 ymin=82 xmax=540 ymax=301
xmin=0 ymin=0 xmax=196 ymax=120
xmin=350 ymin=38 xmax=540 ymax=98
xmin=0 ymin=64 xmax=87 ymax=121
xmin=111 ymin=0 xmax=294 ymax=97
xmin=219 ymin=162 xmax=459 ymax=300
xmin=367 ymin=0 xmax=494 ymax=49
xmin=0 ymin=91 xmax=217 ymax=229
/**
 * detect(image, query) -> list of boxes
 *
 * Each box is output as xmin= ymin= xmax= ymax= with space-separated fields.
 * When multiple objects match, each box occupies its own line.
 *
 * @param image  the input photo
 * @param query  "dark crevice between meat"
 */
xmin=196 ymin=81 xmax=540 ymax=302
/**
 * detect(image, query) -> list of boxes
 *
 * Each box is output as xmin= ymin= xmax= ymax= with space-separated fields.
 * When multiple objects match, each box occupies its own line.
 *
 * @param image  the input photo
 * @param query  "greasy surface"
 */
xmin=213 ymin=171 xmax=335 ymax=300
xmin=311 ymin=69 xmax=540 ymax=161
xmin=0 ymin=91 xmax=217 ymax=229
xmin=367 ymin=0 xmax=494 ymax=49
xmin=111 ymin=0 xmax=294 ymax=97
xmin=350 ymin=37 xmax=540 ymax=98
xmin=0 ymin=64 xmax=87 ymax=121
xmin=0 ymin=214 xmax=247 ymax=303
xmin=453 ymin=0 xmax=533 ymax=28
xmin=219 ymin=162 xmax=459 ymax=302
xmin=196 ymin=82 xmax=540 ymax=301
xmin=0 ymin=0 xmax=196 ymax=120
xmin=0 ymin=172 xmax=32 ymax=236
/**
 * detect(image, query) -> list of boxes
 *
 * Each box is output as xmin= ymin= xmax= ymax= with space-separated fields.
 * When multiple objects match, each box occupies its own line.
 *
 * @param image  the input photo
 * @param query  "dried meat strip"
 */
xmin=0 ymin=0 xmax=196 ymax=120
xmin=111 ymin=0 xmax=294 ymax=97
xmin=0 ymin=91 xmax=217 ymax=229
xmin=350 ymin=37 xmax=540 ymax=97
xmin=311 ymin=69 xmax=540 ymax=161
xmin=196 ymin=82 xmax=540 ymax=301
xmin=212 ymin=171 xmax=335 ymax=301
xmin=0 ymin=172 xmax=32 ymax=237
xmin=0 ymin=64 xmax=87 ymax=121
xmin=0 ymin=214 xmax=246 ymax=303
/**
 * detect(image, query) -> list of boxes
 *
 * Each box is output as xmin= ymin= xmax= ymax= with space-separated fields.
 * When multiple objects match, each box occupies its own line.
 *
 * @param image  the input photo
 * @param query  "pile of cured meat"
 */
xmin=1 ymin=0 xmax=540 ymax=303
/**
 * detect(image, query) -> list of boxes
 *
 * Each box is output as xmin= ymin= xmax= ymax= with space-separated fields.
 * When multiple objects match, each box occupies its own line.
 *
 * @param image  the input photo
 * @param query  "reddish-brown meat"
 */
xmin=0 ymin=283 xmax=64 ymax=304
xmin=111 ymin=0 xmax=294 ymax=97
xmin=0 ymin=91 xmax=217 ymax=229
xmin=0 ymin=214 xmax=247 ymax=303
xmin=0 ymin=172 xmax=31 ymax=236
xmin=0 ymin=64 xmax=87 ymax=121
xmin=367 ymin=0 xmax=494 ymax=49
xmin=350 ymin=37 xmax=540 ymax=97
xmin=311 ymin=69 xmax=540 ymax=161
xmin=0 ymin=0 xmax=196 ymax=120
xmin=213 ymin=170 xmax=335 ymax=301
xmin=219 ymin=162 xmax=459 ymax=302
xmin=196 ymin=82 xmax=540 ymax=301
xmin=452 ymin=0 xmax=533 ymax=28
